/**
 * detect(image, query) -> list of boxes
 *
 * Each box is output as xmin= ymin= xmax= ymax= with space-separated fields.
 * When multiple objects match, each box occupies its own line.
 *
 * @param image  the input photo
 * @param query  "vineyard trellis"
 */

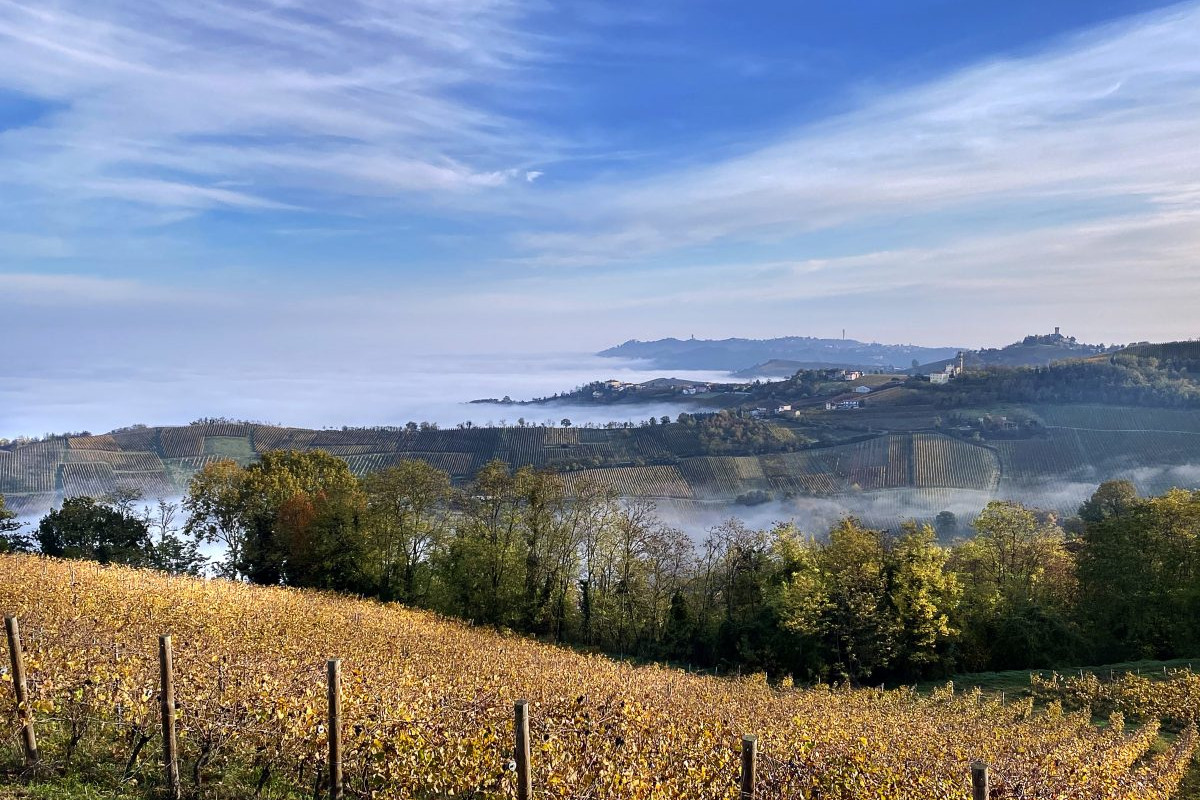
xmin=0 ymin=556 xmax=1196 ymax=800
xmin=2 ymin=615 xmax=1011 ymax=800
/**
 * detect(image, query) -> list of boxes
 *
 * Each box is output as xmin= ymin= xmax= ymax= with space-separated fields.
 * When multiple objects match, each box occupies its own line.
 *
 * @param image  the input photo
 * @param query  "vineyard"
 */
xmin=912 ymin=434 xmax=1000 ymax=490
xmin=1 ymin=555 xmax=1196 ymax=799
xmin=1035 ymin=405 xmax=1200 ymax=433
xmin=3 ymin=413 xmax=1199 ymax=523
xmin=66 ymin=434 xmax=122 ymax=451
xmin=994 ymin=435 xmax=1091 ymax=484
xmin=58 ymin=462 xmax=119 ymax=498
xmin=562 ymin=466 xmax=694 ymax=499
xmin=342 ymin=452 xmax=478 ymax=478
xmin=677 ymin=457 xmax=768 ymax=496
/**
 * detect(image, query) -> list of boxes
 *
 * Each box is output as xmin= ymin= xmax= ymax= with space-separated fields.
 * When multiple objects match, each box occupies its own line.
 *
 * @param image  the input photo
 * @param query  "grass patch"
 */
xmin=201 ymin=437 xmax=254 ymax=461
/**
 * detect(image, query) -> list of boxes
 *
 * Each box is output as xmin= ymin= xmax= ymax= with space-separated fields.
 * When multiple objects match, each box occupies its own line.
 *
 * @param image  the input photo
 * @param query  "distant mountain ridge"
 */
xmin=599 ymin=336 xmax=961 ymax=372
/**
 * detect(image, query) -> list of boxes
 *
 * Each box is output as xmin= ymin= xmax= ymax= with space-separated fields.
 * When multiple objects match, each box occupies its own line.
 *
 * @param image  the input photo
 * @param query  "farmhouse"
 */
xmin=841 ymin=370 xmax=864 ymax=381
xmin=853 ymin=385 xmax=872 ymax=394
xmin=825 ymin=399 xmax=862 ymax=411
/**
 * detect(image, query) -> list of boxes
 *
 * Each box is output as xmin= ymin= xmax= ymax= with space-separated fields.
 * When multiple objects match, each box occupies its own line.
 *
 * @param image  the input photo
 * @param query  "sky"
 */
xmin=3 ymin=0 xmax=1200 ymax=433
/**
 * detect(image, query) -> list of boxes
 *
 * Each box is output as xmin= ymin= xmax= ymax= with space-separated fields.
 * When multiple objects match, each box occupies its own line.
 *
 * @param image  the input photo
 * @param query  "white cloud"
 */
xmin=516 ymin=2 xmax=1200 ymax=264
xmin=0 ymin=271 xmax=179 ymax=304
xmin=0 ymin=0 xmax=550 ymax=209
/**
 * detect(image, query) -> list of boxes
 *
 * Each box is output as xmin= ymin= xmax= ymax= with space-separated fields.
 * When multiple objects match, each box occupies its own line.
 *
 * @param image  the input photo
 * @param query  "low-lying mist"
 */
xmin=0 ymin=353 xmax=731 ymax=438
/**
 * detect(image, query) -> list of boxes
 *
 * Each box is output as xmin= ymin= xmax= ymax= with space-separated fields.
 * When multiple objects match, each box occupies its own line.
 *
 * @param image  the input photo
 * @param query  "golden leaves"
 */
xmin=0 ymin=553 xmax=1195 ymax=800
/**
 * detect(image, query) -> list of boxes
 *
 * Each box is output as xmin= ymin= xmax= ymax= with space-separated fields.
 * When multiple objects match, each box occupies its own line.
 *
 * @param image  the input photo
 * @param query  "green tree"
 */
xmin=0 ymin=494 xmax=32 ymax=553
xmin=184 ymin=450 xmax=366 ymax=589
xmin=951 ymin=501 xmax=1078 ymax=670
xmin=184 ymin=458 xmax=250 ymax=578
xmin=888 ymin=522 xmax=959 ymax=678
xmin=36 ymin=496 xmax=153 ymax=566
xmin=361 ymin=460 xmax=452 ymax=602
xmin=933 ymin=510 xmax=959 ymax=540
xmin=436 ymin=460 xmax=528 ymax=626
xmin=1077 ymin=487 xmax=1200 ymax=661
xmin=0 ymin=494 xmax=32 ymax=551
xmin=1078 ymin=480 xmax=1140 ymax=524
xmin=815 ymin=519 xmax=898 ymax=681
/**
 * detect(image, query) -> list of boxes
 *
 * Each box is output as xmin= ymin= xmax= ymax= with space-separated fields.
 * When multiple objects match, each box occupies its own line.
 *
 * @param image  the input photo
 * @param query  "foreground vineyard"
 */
xmin=0 ymin=555 xmax=1196 ymax=799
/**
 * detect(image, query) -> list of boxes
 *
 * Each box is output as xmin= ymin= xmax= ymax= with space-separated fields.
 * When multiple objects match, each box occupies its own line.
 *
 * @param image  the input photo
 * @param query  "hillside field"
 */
xmin=3 ymin=403 xmax=1199 ymax=525
xmin=0 ymin=555 xmax=1196 ymax=799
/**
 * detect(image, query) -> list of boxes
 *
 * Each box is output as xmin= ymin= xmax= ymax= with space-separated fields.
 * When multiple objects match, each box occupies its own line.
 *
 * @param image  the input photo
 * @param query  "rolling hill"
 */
xmin=4 ymin=402 xmax=1200 ymax=527
xmin=599 ymin=336 xmax=960 ymax=372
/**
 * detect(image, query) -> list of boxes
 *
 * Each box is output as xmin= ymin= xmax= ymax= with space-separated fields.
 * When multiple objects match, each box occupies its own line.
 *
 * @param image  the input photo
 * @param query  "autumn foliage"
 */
xmin=0 ymin=554 xmax=1195 ymax=799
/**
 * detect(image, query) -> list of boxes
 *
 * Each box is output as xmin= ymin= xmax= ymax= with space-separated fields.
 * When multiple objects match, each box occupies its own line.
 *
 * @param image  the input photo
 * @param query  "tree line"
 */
xmin=919 ymin=354 xmax=1200 ymax=409
xmin=1 ymin=455 xmax=1197 ymax=683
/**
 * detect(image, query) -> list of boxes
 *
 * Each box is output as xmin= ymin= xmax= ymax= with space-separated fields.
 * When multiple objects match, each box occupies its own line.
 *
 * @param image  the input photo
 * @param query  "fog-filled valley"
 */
xmin=0 ymin=353 xmax=730 ymax=439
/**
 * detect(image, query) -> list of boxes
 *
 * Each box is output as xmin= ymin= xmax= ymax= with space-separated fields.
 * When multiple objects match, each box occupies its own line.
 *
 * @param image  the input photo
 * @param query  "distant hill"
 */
xmin=600 ymin=336 xmax=961 ymax=372
xmin=913 ymin=329 xmax=1117 ymax=374
xmin=1119 ymin=340 xmax=1200 ymax=361
xmin=5 ymin=396 xmax=1200 ymax=527
xmin=732 ymin=359 xmax=881 ymax=379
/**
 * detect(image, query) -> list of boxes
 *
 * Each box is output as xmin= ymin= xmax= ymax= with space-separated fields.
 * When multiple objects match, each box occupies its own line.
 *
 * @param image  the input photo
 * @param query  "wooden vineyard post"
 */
xmin=5 ymin=617 xmax=38 ymax=766
xmin=159 ymin=635 xmax=181 ymax=800
xmin=972 ymin=761 xmax=989 ymax=800
xmin=514 ymin=700 xmax=532 ymax=800
xmin=328 ymin=659 xmax=343 ymax=800
xmin=740 ymin=735 xmax=757 ymax=800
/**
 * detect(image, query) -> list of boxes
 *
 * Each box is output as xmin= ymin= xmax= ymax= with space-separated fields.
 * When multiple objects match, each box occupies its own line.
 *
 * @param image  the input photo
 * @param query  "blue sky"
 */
xmin=3 ymin=0 xmax=1200 ymax=367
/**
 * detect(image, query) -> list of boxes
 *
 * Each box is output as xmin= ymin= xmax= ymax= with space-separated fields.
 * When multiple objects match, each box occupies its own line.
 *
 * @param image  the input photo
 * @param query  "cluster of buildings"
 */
xmin=929 ymin=352 xmax=966 ymax=385
xmin=590 ymin=379 xmax=714 ymax=399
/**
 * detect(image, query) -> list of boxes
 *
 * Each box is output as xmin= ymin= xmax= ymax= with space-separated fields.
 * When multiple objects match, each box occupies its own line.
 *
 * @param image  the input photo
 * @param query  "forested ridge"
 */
xmin=916 ymin=350 xmax=1200 ymax=408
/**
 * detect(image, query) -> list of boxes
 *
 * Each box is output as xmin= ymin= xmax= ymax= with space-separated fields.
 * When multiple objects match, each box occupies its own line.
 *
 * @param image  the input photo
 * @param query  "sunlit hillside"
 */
xmin=0 ymin=555 xmax=1194 ymax=799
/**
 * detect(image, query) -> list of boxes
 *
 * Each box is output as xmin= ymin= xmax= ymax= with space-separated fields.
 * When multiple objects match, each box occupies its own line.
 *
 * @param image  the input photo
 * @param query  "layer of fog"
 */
xmin=0 ymin=353 xmax=733 ymax=439
xmin=659 ymin=463 xmax=1200 ymax=541
xmin=654 ymin=489 xmax=997 ymax=541
xmin=13 ymin=465 xmax=1200 ymax=571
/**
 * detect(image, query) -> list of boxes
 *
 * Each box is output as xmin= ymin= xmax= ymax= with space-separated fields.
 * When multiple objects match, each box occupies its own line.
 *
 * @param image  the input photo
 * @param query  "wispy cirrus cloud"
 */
xmin=0 ymin=0 xmax=551 ymax=213
xmin=515 ymin=2 xmax=1200 ymax=266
